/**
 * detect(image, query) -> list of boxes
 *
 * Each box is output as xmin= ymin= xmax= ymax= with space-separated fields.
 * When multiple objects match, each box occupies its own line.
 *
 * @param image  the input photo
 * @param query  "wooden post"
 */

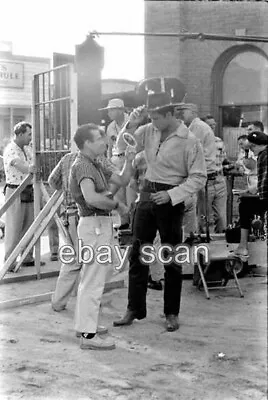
xmin=32 ymin=75 xmax=42 ymax=279
xmin=14 ymin=193 xmax=64 ymax=272
xmin=40 ymin=182 xmax=73 ymax=244
xmin=0 ymin=174 xmax=32 ymax=220
xmin=226 ymin=174 xmax=234 ymax=226
xmin=70 ymin=64 xmax=78 ymax=153
xmin=0 ymin=190 xmax=62 ymax=279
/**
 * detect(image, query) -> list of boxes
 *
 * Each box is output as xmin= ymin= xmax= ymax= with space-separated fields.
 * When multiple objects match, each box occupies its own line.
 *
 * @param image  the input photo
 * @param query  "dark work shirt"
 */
xmin=69 ymin=152 xmax=113 ymax=217
xmin=257 ymin=146 xmax=268 ymax=202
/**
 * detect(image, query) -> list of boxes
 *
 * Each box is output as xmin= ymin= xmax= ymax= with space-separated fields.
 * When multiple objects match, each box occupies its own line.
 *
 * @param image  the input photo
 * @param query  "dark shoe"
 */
xmin=22 ymin=260 xmax=46 ymax=267
xmin=165 ymin=315 xmax=179 ymax=332
xmin=117 ymin=223 xmax=130 ymax=231
xmin=52 ymin=304 xmax=66 ymax=312
xmin=50 ymin=253 xmax=58 ymax=262
xmin=113 ymin=310 xmax=140 ymax=327
xmin=148 ymin=279 xmax=162 ymax=291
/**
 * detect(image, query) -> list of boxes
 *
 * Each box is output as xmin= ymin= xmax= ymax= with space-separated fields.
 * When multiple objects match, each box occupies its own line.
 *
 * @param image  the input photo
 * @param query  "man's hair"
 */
xmin=152 ymin=105 xmax=175 ymax=117
xmin=250 ymin=121 xmax=264 ymax=132
xmin=205 ymin=115 xmax=215 ymax=121
xmin=237 ymin=134 xmax=248 ymax=141
xmin=14 ymin=121 xmax=32 ymax=135
xmin=73 ymin=123 xmax=100 ymax=150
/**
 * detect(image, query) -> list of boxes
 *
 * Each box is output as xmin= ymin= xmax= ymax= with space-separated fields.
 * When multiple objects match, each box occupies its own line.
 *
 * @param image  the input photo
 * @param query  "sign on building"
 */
xmin=0 ymin=61 xmax=24 ymax=88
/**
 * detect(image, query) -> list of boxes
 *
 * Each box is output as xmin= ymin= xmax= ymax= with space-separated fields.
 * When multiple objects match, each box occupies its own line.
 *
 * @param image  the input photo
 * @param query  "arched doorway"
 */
xmin=211 ymin=45 xmax=268 ymax=158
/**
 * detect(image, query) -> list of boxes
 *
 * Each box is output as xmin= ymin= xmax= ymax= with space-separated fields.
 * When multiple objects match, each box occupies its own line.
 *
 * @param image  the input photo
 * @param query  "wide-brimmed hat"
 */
xmin=174 ymin=103 xmax=199 ymax=113
xmin=146 ymin=92 xmax=180 ymax=112
xmin=99 ymin=98 xmax=125 ymax=110
xmin=247 ymin=131 xmax=268 ymax=145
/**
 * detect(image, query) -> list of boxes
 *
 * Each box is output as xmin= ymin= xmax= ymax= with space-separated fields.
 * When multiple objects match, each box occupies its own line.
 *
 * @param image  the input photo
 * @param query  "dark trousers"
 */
xmin=239 ymin=196 xmax=267 ymax=230
xmin=127 ymin=186 xmax=185 ymax=318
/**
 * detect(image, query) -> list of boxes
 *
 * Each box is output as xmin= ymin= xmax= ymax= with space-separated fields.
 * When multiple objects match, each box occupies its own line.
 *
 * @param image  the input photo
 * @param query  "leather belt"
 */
xmin=81 ymin=212 xmax=112 ymax=217
xmin=114 ymin=152 xmax=125 ymax=158
xmin=207 ymin=172 xmax=218 ymax=180
xmin=6 ymin=183 xmax=33 ymax=189
xmin=142 ymin=179 xmax=176 ymax=193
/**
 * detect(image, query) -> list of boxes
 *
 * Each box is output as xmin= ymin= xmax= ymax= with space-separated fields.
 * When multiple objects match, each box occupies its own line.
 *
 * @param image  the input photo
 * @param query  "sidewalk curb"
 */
xmin=0 ymin=279 xmax=125 ymax=311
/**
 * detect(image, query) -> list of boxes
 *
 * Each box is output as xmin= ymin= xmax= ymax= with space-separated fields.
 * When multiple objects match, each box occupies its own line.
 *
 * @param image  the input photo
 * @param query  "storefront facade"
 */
xmin=0 ymin=42 xmax=50 ymax=146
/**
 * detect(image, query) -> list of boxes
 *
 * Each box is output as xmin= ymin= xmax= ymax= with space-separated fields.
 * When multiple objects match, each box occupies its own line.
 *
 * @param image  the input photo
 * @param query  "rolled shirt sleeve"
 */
xmin=167 ymin=139 xmax=207 ymax=206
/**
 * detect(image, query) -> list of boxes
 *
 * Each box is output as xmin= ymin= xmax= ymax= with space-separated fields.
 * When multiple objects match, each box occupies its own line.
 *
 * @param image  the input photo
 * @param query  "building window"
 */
xmin=221 ymin=51 xmax=268 ymax=131
xmin=223 ymin=52 xmax=268 ymax=105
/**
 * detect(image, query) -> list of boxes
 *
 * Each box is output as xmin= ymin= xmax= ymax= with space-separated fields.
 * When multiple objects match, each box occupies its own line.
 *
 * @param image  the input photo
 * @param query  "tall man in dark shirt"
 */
xmin=69 ymin=123 xmax=135 ymax=350
xmin=235 ymin=131 xmax=268 ymax=260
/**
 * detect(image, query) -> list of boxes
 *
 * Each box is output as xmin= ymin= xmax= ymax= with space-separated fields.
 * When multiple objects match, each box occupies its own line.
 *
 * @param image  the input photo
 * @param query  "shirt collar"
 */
xmin=189 ymin=117 xmax=200 ymax=129
xmin=151 ymin=120 xmax=189 ymax=141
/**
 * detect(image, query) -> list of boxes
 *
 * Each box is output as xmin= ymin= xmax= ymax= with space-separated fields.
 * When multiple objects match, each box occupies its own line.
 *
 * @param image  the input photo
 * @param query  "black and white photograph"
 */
xmin=0 ymin=0 xmax=267 ymax=399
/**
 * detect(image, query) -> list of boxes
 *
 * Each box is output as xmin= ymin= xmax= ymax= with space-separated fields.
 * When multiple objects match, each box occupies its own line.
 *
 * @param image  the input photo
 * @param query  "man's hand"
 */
xmin=28 ymin=164 xmax=37 ymax=174
xmin=117 ymin=201 xmax=129 ymax=216
xmin=125 ymin=145 xmax=136 ymax=162
xmin=243 ymin=158 xmax=256 ymax=171
xmin=128 ymin=106 xmax=148 ymax=129
xmin=150 ymin=191 xmax=171 ymax=205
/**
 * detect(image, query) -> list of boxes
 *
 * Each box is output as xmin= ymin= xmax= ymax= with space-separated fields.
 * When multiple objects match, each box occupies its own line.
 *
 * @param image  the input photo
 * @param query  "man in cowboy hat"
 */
xmin=113 ymin=92 xmax=207 ymax=332
xmin=99 ymin=98 xmax=134 ymax=229
xmin=99 ymin=98 xmax=128 ymax=160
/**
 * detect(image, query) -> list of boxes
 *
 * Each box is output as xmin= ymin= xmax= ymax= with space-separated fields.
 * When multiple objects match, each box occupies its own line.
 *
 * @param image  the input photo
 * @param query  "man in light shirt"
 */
xmin=3 ymin=122 xmax=44 ymax=271
xmin=113 ymin=92 xmax=207 ymax=332
xmin=180 ymin=105 xmax=223 ymax=233
xmin=99 ymin=98 xmax=133 ymax=228
xmin=203 ymin=114 xmax=228 ymax=232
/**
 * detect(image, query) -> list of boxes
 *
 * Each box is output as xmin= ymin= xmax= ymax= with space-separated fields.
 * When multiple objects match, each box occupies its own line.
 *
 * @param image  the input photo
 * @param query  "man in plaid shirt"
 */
xmin=235 ymin=131 xmax=268 ymax=260
xmin=48 ymin=152 xmax=80 ymax=311
xmin=49 ymin=150 xmax=126 ymax=311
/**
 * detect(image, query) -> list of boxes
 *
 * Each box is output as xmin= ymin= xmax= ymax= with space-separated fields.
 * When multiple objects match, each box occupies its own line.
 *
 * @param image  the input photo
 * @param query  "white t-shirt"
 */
xmin=3 ymin=141 xmax=33 ymax=184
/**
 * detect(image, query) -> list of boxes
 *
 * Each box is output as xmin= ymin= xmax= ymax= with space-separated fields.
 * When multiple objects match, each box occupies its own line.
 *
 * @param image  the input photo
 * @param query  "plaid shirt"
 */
xmin=48 ymin=152 xmax=116 ymax=212
xmin=69 ymin=152 xmax=113 ymax=217
xmin=215 ymin=137 xmax=227 ymax=174
xmin=257 ymin=146 xmax=268 ymax=201
xmin=48 ymin=152 xmax=77 ymax=209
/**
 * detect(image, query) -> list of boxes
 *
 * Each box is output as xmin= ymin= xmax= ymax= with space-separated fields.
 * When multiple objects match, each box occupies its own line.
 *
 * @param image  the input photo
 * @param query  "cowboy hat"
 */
xmin=146 ymin=92 xmax=180 ymax=112
xmin=174 ymin=103 xmax=199 ymax=113
xmin=99 ymin=98 xmax=125 ymax=110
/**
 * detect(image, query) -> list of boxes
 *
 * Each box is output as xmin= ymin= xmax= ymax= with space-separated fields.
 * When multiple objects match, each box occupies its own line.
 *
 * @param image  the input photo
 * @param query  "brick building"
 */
xmin=145 ymin=1 xmax=268 ymax=158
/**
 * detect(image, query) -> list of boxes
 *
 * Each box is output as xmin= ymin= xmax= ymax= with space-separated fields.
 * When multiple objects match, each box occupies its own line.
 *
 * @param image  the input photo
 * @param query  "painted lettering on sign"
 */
xmin=0 ymin=61 xmax=24 ymax=88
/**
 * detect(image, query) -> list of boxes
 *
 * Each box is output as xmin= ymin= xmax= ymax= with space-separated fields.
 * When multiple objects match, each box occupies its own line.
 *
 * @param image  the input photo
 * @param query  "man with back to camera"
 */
xmin=180 ymin=105 xmax=228 ymax=233
xmin=69 ymin=123 xmax=135 ymax=350
xmin=113 ymin=92 xmax=207 ymax=332
xmin=203 ymin=114 xmax=228 ymax=232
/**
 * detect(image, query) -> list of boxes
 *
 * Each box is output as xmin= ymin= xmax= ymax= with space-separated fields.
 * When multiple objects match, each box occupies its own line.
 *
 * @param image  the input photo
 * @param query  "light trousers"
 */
xmin=197 ymin=175 xmax=227 ymax=233
xmin=51 ymin=214 xmax=80 ymax=309
xmin=74 ymin=216 xmax=115 ymax=334
xmin=4 ymin=187 xmax=34 ymax=265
